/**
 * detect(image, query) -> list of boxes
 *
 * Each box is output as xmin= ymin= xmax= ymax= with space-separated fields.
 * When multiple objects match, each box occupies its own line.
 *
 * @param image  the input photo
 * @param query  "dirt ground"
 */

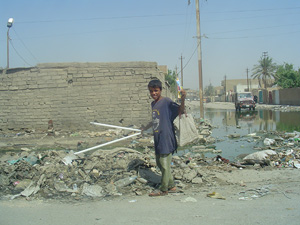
xmin=1 ymin=167 xmax=300 ymax=225
xmin=1 ymin=101 xmax=300 ymax=225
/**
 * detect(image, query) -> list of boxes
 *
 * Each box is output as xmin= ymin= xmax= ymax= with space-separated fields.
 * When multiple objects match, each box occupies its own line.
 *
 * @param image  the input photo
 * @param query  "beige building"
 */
xmin=185 ymin=89 xmax=199 ymax=101
xmin=157 ymin=65 xmax=168 ymax=75
xmin=221 ymin=79 xmax=260 ymax=93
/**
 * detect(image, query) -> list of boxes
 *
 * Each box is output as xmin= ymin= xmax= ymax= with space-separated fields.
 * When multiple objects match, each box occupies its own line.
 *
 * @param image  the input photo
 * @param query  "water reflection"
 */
xmin=192 ymin=108 xmax=300 ymax=160
xmin=205 ymin=108 xmax=300 ymax=133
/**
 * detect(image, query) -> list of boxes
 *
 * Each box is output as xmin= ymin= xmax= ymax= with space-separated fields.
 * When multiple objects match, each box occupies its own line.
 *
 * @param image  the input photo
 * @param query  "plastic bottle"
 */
xmin=73 ymin=184 xmax=78 ymax=191
xmin=114 ymin=176 xmax=137 ymax=188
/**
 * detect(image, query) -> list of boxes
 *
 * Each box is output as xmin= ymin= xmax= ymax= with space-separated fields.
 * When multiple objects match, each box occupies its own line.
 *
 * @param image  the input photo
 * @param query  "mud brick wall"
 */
xmin=278 ymin=87 xmax=300 ymax=106
xmin=0 ymin=62 xmax=173 ymax=132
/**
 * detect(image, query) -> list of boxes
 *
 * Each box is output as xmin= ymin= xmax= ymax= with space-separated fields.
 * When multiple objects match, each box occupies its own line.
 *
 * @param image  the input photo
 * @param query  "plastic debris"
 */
xmin=114 ymin=176 xmax=137 ymax=188
xmin=263 ymin=138 xmax=276 ymax=146
xmin=181 ymin=197 xmax=197 ymax=202
xmin=82 ymin=183 xmax=103 ymax=197
xmin=243 ymin=150 xmax=277 ymax=161
xmin=207 ymin=192 xmax=226 ymax=200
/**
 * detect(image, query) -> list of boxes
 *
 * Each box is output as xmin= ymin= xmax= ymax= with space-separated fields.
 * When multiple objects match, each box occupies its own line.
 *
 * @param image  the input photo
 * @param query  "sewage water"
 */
xmin=192 ymin=108 xmax=300 ymax=161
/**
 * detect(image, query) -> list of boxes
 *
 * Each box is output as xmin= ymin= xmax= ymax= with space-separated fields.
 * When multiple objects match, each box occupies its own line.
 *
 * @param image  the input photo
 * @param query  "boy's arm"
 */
xmin=178 ymin=89 xmax=186 ymax=114
xmin=141 ymin=122 xmax=152 ymax=130
xmin=140 ymin=121 xmax=152 ymax=135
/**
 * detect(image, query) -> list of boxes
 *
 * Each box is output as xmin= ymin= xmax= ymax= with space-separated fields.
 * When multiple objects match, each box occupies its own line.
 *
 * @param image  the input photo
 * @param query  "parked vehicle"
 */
xmin=234 ymin=92 xmax=256 ymax=111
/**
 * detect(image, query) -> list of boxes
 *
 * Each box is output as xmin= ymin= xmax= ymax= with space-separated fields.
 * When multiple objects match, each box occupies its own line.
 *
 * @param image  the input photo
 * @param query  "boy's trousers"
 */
xmin=155 ymin=153 xmax=175 ymax=192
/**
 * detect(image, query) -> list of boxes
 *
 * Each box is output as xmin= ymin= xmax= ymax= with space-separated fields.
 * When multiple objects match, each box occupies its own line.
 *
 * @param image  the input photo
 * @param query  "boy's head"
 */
xmin=148 ymin=79 xmax=162 ymax=90
xmin=148 ymin=79 xmax=162 ymax=101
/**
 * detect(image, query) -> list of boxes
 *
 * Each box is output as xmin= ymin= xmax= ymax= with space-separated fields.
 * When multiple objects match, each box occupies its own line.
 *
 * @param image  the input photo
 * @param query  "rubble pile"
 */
xmin=1 ymin=135 xmax=299 ymax=201
xmin=0 ymin=146 xmax=207 ymax=201
xmin=240 ymin=131 xmax=300 ymax=168
xmin=257 ymin=104 xmax=300 ymax=112
xmin=1 ymin=118 xmax=300 ymax=201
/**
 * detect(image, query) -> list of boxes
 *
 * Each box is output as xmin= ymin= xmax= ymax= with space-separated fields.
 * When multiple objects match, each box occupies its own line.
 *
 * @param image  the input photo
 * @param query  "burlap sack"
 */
xmin=174 ymin=114 xmax=199 ymax=146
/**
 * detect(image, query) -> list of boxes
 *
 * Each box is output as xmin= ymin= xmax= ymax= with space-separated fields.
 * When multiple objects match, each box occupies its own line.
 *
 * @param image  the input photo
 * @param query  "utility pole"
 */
xmin=7 ymin=18 xmax=14 ymax=69
xmin=179 ymin=55 xmax=184 ymax=87
xmin=195 ymin=0 xmax=204 ymax=118
xmin=246 ymin=68 xmax=249 ymax=91
xmin=224 ymin=75 xmax=227 ymax=102
xmin=7 ymin=29 xmax=10 ymax=68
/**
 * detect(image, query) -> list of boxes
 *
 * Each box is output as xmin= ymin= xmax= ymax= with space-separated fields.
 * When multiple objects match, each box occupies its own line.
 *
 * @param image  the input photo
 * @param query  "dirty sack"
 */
xmin=243 ymin=150 xmax=277 ymax=161
xmin=174 ymin=114 xmax=199 ymax=146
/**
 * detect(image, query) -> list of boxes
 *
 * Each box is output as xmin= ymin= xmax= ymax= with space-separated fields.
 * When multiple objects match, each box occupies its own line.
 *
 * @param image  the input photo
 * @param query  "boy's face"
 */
xmin=149 ymin=87 xmax=162 ymax=101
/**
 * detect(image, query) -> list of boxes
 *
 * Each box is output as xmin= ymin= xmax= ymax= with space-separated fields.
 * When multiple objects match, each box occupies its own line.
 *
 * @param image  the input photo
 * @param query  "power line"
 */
xmin=203 ymin=6 xmax=300 ymax=14
xmin=207 ymin=30 xmax=300 ymax=40
xmin=181 ymin=1 xmax=194 ymax=55
xmin=16 ymin=13 xmax=187 ymax=24
xmin=208 ymin=22 xmax=300 ymax=35
xmin=9 ymin=39 xmax=33 ymax=67
xmin=203 ymin=11 xmax=300 ymax=23
xmin=6 ymin=22 xmax=187 ymax=41
xmin=14 ymin=6 xmax=300 ymax=24
xmin=177 ymin=42 xmax=199 ymax=77
xmin=12 ymin=28 xmax=39 ymax=64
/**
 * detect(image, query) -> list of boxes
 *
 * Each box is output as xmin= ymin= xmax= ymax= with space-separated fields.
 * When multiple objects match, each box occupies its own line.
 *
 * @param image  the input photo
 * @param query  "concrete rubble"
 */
xmin=0 ymin=118 xmax=300 ymax=201
xmin=239 ymin=131 xmax=300 ymax=168
xmin=257 ymin=104 xmax=300 ymax=112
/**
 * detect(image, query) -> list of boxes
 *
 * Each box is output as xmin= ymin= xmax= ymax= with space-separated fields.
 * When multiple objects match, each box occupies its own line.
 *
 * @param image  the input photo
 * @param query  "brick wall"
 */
xmin=0 ymin=62 xmax=173 ymax=132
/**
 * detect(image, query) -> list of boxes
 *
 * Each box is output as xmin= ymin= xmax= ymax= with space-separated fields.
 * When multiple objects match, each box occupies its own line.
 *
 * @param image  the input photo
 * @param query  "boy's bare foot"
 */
xmin=149 ymin=191 xmax=168 ymax=197
xmin=168 ymin=187 xmax=177 ymax=193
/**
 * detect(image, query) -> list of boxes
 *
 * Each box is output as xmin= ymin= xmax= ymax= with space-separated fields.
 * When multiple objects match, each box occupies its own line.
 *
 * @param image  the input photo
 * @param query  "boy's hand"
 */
xmin=140 ymin=126 xmax=144 ymax=135
xmin=180 ymin=89 xmax=186 ymax=100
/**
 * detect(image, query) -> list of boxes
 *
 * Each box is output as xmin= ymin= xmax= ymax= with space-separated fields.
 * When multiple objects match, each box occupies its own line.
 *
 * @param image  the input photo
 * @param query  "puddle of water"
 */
xmin=191 ymin=108 xmax=300 ymax=161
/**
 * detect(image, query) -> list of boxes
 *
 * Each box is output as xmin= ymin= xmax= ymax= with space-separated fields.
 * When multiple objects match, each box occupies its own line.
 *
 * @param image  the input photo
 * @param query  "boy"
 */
xmin=142 ymin=79 xmax=186 ymax=196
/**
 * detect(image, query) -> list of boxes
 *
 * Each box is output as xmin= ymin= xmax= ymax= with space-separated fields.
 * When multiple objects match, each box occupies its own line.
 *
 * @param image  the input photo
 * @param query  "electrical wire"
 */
xmin=6 ymin=4 xmax=300 ymax=73
xmin=9 ymin=39 xmax=33 ymax=67
xmin=208 ymin=22 xmax=300 ymax=35
xmin=203 ymin=6 xmax=300 ymax=14
xmin=9 ymin=22 xmax=187 ymax=40
xmin=173 ymin=4 xmax=300 ymax=79
xmin=181 ymin=1 xmax=194 ymax=55
xmin=16 ymin=13 xmax=187 ymax=24
xmin=14 ymin=6 xmax=300 ymax=24
xmin=203 ymin=11 xmax=300 ymax=23
xmin=14 ymin=6 xmax=300 ymax=25
xmin=177 ymin=41 xmax=199 ymax=77
xmin=207 ymin=30 xmax=300 ymax=40
xmin=12 ymin=28 xmax=39 ymax=64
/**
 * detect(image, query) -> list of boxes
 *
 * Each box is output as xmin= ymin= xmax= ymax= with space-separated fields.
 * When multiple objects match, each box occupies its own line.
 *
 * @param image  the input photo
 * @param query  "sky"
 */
xmin=0 ymin=0 xmax=300 ymax=90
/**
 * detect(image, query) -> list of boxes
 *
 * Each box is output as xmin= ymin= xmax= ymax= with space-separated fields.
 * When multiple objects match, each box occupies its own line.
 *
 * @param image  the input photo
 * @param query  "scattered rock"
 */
xmin=181 ymin=197 xmax=197 ymax=202
xmin=228 ymin=134 xmax=241 ymax=139
xmin=243 ymin=150 xmax=277 ymax=161
xmin=82 ymin=183 xmax=103 ymax=197
xmin=192 ymin=177 xmax=203 ymax=184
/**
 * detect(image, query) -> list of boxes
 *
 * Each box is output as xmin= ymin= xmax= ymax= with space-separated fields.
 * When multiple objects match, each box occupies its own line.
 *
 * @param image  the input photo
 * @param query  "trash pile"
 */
xmin=239 ymin=131 xmax=300 ymax=168
xmin=1 ymin=137 xmax=299 ymax=201
xmin=1 ymin=119 xmax=300 ymax=201
xmin=0 ymin=145 xmax=215 ymax=201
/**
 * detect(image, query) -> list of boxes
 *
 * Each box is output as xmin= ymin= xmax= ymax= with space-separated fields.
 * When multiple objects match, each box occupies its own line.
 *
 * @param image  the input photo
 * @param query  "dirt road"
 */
xmin=1 ymin=167 xmax=300 ymax=225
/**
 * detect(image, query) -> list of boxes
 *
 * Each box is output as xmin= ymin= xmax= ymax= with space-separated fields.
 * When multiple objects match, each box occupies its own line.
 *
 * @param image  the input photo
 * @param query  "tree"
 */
xmin=251 ymin=56 xmax=277 ymax=89
xmin=204 ymin=83 xmax=215 ymax=97
xmin=274 ymin=63 xmax=300 ymax=88
xmin=165 ymin=69 xmax=178 ymax=96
